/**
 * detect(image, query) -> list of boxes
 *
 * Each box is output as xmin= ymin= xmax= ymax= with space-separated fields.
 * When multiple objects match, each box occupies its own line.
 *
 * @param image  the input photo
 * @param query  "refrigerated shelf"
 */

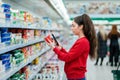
xmin=29 ymin=54 xmax=55 ymax=80
xmin=0 ymin=47 xmax=51 ymax=80
xmin=0 ymin=38 xmax=44 ymax=55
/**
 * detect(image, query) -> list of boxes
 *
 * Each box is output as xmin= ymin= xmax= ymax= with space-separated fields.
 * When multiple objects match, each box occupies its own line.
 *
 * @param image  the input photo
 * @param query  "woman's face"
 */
xmin=71 ymin=21 xmax=82 ymax=35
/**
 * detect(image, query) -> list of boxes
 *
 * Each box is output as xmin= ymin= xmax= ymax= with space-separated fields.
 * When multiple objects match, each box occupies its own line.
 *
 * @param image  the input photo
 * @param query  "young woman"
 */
xmin=108 ymin=25 xmax=120 ymax=67
xmin=45 ymin=14 xmax=97 ymax=80
xmin=95 ymin=26 xmax=107 ymax=66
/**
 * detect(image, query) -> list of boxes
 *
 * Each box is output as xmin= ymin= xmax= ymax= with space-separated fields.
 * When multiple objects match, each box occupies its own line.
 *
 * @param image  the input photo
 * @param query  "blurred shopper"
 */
xmin=108 ymin=25 xmax=120 ymax=67
xmin=45 ymin=14 xmax=97 ymax=80
xmin=95 ymin=26 xmax=107 ymax=66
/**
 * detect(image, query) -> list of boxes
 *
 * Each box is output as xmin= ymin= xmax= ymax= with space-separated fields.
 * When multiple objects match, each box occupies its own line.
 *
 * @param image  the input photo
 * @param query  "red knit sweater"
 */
xmin=53 ymin=37 xmax=90 ymax=79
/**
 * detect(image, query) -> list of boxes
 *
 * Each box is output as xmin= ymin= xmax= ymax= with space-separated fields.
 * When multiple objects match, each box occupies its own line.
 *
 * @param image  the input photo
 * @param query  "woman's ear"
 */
xmin=79 ymin=25 xmax=83 ymax=30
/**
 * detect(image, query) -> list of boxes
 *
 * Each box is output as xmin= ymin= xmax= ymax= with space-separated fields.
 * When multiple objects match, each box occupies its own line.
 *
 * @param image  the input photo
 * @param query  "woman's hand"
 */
xmin=45 ymin=38 xmax=63 ymax=50
xmin=45 ymin=39 xmax=56 ymax=49
xmin=57 ymin=44 xmax=62 ymax=50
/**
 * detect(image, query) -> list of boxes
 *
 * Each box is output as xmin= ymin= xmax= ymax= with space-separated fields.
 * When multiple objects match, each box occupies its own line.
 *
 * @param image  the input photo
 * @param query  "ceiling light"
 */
xmin=49 ymin=0 xmax=70 ymax=24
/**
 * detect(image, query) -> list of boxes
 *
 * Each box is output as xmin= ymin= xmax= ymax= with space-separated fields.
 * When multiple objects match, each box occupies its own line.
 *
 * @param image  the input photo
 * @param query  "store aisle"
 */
xmin=86 ymin=57 xmax=115 ymax=80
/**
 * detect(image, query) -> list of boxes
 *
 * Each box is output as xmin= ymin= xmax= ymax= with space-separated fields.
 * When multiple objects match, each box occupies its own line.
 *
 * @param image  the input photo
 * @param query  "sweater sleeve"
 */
xmin=53 ymin=40 xmax=88 ymax=62
xmin=57 ymin=47 xmax=68 ymax=60
xmin=60 ymin=47 xmax=68 ymax=53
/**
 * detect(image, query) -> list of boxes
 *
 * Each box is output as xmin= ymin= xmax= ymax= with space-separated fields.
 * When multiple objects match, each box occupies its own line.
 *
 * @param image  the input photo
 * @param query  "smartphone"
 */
xmin=51 ymin=33 xmax=59 ymax=46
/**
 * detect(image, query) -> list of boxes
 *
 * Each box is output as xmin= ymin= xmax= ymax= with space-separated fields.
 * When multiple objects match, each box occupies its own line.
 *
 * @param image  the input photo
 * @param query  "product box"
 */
xmin=29 ymin=30 xmax=34 ymax=39
xmin=2 ymin=59 xmax=10 ymax=64
xmin=44 ymin=34 xmax=53 ymax=43
xmin=1 ymin=32 xmax=11 ymax=37
xmin=4 ymin=62 xmax=11 ymax=71
xmin=28 ymin=46 xmax=33 ymax=56
xmin=0 ymin=53 xmax=11 ymax=60
xmin=1 ymin=28 xmax=8 ymax=33
xmin=21 ymin=47 xmax=28 ymax=59
xmin=1 ymin=36 xmax=11 ymax=42
xmin=34 ymin=30 xmax=41 ymax=38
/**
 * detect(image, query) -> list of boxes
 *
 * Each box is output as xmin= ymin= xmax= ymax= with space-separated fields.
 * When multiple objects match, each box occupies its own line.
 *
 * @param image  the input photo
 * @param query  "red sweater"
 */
xmin=53 ymin=37 xmax=90 ymax=79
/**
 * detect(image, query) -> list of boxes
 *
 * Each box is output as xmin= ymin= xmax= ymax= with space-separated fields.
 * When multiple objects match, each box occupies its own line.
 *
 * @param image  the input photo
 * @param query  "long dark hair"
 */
xmin=74 ymin=14 xmax=97 ymax=59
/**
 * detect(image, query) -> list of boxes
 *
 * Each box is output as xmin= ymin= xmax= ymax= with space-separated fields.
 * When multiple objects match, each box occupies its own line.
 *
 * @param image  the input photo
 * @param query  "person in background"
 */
xmin=95 ymin=26 xmax=107 ymax=66
xmin=45 ymin=14 xmax=97 ymax=80
xmin=108 ymin=25 xmax=120 ymax=67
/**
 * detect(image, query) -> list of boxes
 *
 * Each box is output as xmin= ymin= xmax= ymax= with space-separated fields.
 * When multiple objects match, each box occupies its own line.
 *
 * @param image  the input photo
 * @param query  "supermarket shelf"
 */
xmin=29 ymin=54 xmax=54 ymax=80
xmin=40 ymin=27 xmax=63 ymax=31
xmin=28 ymin=62 xmax=47 ymax=80
xmin=0 ymin=25 xmax=63 ymax=31
xmin=0 ymin=38 xmax=44 ymax=55
xmin=0 ymin=47 xmax=51 ymax=80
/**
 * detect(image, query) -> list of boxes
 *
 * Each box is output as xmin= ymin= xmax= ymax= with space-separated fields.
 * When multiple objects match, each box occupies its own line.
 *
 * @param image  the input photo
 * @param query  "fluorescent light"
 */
xmin=49 ymin=0 xmax=70 ymax=24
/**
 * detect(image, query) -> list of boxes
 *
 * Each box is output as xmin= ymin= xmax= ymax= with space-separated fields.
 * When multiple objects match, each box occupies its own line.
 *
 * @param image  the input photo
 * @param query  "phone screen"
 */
xmin=51 ymin=34 xmax=59 ymax=46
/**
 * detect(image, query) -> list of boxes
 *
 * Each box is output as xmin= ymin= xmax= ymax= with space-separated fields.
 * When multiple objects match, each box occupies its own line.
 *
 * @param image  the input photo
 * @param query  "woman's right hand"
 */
xmin=45 ymin=39 xmax=55 ymax=49
xmin=56 ymin=44 xmax=62 ymax=50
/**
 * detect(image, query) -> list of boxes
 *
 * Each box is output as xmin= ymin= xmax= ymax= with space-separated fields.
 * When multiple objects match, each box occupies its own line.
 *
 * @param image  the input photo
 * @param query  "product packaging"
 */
xmin=44 ymin=34 xmax=53 ymax=43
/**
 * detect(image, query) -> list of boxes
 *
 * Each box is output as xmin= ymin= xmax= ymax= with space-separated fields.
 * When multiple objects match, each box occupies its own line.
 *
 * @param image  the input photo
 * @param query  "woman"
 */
xmin=45 ymin=14 xmax=97 ymax=80
xmin=108 ymin=25 xmax=120 ymax=67
xmin=95 ymin=26 xmax=107 ymax=66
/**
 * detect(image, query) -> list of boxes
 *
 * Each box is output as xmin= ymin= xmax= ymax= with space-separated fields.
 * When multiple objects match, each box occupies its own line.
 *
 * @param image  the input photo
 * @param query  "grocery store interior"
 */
xmin=0 ymin=0 xmax=120 ymax=80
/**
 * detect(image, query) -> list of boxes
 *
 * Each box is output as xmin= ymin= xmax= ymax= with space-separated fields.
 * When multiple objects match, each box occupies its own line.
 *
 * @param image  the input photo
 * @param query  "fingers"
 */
xmin=45 ymin=39 xmax=53 ymax=46
xmin=44 ymin=38 xmax=56 ymax=49
xmin=47 ymin=39 xmax=53 ymax=44
xmin=45 ymin=40 xmax=50 ymax=46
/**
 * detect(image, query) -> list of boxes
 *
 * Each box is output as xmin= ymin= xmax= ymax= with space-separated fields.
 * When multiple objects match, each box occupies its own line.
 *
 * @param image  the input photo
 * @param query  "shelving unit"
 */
xmin=0 ymin=25 xmax=63 ymax=31
xmin=0 ymin=38 xmax=44 ymax=54
xmin=0 ymin=47 xmax=51 ymax=80
xmin=28 ymin=54 xmax=55 ymax=80
xmin=0 ymin=27 xmax=62 ymax=79
xmin=0 ymin=26 xmax=61 ymax=79
xmin=0 ymin=0 xmax=64 ymax=80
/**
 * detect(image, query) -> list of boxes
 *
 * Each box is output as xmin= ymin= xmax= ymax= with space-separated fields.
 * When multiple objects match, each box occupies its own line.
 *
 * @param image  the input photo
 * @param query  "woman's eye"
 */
xmin=72 ymin=25 xmax=75 ymax=27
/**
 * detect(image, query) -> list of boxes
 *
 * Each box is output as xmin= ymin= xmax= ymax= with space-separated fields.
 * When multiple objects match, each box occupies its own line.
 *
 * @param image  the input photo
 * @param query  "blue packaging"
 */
xmin=4 ymin=9 xmax=10 ymax=13
xmin=1 ymin=38 xmax=6 ymax=42
xmin=1 ymin=32 xmax=11 ymax=37
xmin=5 ymin=63 xmax=11 ymax=71
xmin=6 ymin=37 xmax=11 ymax=41
xmin=1 ymin=28 xmax=8 ymax=33
xmin=5 ymin=13 xmax=11 ymax=18
xmin=5 ymin=62 xmax=11 ymax=67
xmin=1 ymin=4 xmax=11 ymax=9
xmin=2 ymin=59 xmax=10 ymax=64
xmin=0 ymin=54 xmax=11 ymax=60
xmin=1 ymin=37 xmax=11 ymax=42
